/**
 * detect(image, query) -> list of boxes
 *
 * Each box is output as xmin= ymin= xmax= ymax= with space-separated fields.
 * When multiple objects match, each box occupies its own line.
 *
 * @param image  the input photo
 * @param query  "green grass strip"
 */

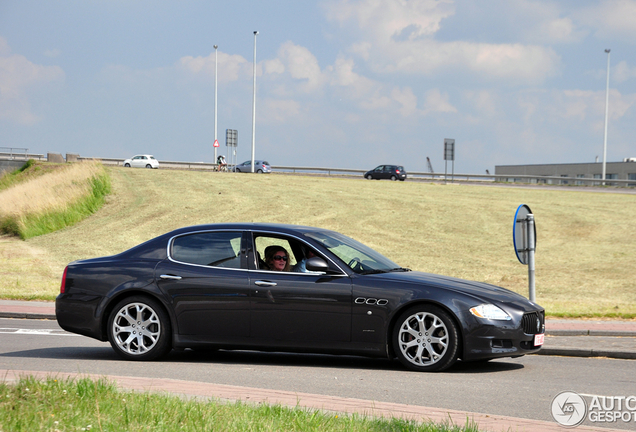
xmin=0 ymin=376 xmax=481 ymax=432
xmin=1 ymin=171 xmax=111 ymax=239
xmin=0 ymin=159 xmax=37 ymax=191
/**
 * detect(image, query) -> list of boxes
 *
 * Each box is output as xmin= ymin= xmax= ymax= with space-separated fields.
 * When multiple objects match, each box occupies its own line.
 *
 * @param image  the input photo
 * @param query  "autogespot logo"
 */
xmin=552 ymin=391 xmax=587 ymax=427
xmin=552 ymin=391 xmax=636 ymax=427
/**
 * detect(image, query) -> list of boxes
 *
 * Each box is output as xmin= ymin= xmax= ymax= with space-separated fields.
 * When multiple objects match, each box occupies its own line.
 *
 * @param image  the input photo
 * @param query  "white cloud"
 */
xmin=324 ymin=0 xmax=561 ymax=83
xmin=577 ymin=0 xmax=636 ymax=41
xmin=422 ymin=88 xmax=457 ymax=115
xmin=271 ymin=41 xmax=326 ymax=92
xmin=391 ymin=86 xmax=417 ymax=116
xmin=614 ymin=61 xmax=636 ymax=83
xmin=259 ymin=99 xmax=301 ymax=123
xmin=178 ymin=51 xmax=250 ymax=83
xmin=326 ymin=0 xmax=455 ymax=40
xmin=0 ymin=37 xmax=65 ymax=125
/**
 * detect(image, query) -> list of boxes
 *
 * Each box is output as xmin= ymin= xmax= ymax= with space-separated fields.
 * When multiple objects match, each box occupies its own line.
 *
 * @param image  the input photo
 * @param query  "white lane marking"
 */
xmin=0 ymin=328 xmax=80 ymax=336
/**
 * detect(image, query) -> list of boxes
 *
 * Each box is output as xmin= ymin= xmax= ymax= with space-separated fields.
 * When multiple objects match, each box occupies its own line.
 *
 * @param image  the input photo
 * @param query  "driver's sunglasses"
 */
xmin=273 ymin=255 xmax=288 ymax=261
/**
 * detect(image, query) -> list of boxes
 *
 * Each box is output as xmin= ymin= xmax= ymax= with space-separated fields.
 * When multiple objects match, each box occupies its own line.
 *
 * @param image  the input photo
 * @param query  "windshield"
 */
xmin=305 ymin=231 xmax=401 ymax=274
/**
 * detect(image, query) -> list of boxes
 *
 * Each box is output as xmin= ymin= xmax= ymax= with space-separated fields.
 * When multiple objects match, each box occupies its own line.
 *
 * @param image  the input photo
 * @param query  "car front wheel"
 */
xmin=124 ymin=163 xmax=131 ymax=167
xmin=365 ymin=174 xmax=372 ymax=180
xmin=107 ymin=296 xmax=172 ymax=361
xmin=393 ymin=305 xmax=459 ymax=372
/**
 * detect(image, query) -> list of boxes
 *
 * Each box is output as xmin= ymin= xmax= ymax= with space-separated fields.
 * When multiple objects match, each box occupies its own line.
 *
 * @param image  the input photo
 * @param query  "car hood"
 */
xmin=367 ymin=270 xmax=539 ymax=309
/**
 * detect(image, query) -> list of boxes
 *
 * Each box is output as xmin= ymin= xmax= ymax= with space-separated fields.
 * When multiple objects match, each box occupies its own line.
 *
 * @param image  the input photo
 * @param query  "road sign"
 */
xmin=513 ymin=204 xmax=537 ymax=302
xmin=443 ymin=139 xmax=455 ymax=161
xmin=213 ymin=140 xmax=219 ymax=148
xmin=513 ymin=204 xmax=536 ymax=265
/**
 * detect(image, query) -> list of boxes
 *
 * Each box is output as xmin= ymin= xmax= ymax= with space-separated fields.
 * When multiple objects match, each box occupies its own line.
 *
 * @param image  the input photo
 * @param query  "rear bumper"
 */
xmin=55 ymin=294 xmax=105 ymax=341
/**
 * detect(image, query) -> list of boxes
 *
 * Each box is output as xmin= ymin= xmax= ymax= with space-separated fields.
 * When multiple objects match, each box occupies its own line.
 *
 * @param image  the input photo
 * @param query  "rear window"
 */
xmin=171 ymin=231 xmax=242 ymax=269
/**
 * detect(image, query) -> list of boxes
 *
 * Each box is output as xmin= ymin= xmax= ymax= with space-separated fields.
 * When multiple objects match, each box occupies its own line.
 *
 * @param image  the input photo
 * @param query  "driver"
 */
xmin=263 ymin=245 xmax=291 ymax=271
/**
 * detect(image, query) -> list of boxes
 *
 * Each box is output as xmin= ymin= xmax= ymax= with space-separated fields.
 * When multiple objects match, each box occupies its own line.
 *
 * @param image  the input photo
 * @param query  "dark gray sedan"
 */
xmin=56 ymin=223 xmax=544 ymax=372
xmin=364 ymin=165 xmax=407 ymax=181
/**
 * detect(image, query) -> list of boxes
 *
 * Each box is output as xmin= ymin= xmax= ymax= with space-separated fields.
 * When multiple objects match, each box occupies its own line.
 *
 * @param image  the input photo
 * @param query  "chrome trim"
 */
xmin=255 ymin=280 xmax=277 ymax=287
xmin=159 ymin=274 xmax=182 ymax=280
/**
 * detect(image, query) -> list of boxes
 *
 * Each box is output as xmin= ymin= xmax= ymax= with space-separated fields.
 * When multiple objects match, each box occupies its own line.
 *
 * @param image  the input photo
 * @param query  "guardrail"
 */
xmin=2 ymin=154 xmax=634 ymax=187
xmin=274 ymin=166 xmax=635 ymax=187
xmin=0 ymin=149 xmax=45 ymax=160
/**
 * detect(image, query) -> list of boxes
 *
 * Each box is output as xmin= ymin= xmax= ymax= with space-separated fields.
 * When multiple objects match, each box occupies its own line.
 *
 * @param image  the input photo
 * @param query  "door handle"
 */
xmin=255 ymin=280 xmax=277 ymax=287
xmin=160 ymin=274 xmax=182 ymax=280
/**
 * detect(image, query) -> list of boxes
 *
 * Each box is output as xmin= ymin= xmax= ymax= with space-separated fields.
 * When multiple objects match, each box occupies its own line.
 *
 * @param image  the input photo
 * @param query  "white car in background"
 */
xmin=123 ymin=155 xmax=159 ymax=169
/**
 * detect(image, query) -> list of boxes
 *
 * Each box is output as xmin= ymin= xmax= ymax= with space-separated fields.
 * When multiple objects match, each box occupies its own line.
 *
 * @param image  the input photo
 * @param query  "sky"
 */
xmin=1 ymin=0 xmax=635 ymax=174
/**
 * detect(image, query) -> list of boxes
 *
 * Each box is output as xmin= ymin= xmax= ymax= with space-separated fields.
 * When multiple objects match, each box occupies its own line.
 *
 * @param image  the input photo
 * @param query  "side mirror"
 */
xmin=305 ymin=256 xmax=329 ymax=273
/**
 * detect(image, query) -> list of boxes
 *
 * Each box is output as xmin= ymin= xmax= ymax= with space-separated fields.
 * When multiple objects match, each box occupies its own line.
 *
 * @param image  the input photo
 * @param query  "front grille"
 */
xmin=521 ymin=311 xmax=545 ymax=334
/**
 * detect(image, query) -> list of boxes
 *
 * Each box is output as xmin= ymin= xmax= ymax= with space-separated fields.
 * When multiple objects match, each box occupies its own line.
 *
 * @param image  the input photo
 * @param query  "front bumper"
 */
xmin=461 ymin=310 xmax=545 ymax=361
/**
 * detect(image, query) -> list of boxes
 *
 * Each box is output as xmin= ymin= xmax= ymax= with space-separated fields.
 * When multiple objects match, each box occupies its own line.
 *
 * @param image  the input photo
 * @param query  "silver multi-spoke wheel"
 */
xmin=108 ymin=296 xmax=171 ymax=361
xmin=393 ymin=305 xmax=458 ymax=372
xmin=112 ymin=302 xmax=160 ymax=355
xmin=398 ymin=312 xmax=448 ymax=366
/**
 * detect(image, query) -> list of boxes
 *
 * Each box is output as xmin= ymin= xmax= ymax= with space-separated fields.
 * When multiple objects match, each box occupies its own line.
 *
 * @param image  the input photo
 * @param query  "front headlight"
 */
xmin=469 ymin=304 xmax=512 ymax=321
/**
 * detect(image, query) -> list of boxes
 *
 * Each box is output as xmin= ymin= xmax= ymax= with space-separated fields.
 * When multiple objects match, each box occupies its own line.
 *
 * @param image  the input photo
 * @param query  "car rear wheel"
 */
xmin=393 ymin=305 xmax=459 ymax=372
xmin=146 ymin=164 xmax=152 ymax=168
xmin=390 ymin=175 xmax=397 ymax=181
xmin=257 ymin=169 xmax=263 ymax=173
xmin=107 ymin=296 xmax=172 ymax=361
xmin=124 ymin=163 xmax=131 ymax=167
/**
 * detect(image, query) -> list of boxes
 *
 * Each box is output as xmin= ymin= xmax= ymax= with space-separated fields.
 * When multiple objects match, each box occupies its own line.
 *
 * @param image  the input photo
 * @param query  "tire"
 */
xmin=146 ymin=164 xmax=152 ymax=168
xmin=107 ymin=295 xmax=172 ymax=361
xmin=257 ymin=169 xmax=263 ymax=173
xmin=124 ymin=163 xmax=131 ymax=167
xmin=365 ymin=174 xmax=372 ymax=180
xmin=390 ymin=175 xmax=397 ymax=181
xmin=393 ymin=305 xmax=459 ymax=372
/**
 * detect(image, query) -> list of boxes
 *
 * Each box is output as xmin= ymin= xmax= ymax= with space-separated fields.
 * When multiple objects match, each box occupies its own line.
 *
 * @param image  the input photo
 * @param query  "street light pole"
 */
xmin=602 ymin=48 xmax=611 ymax=185
xmin=214 ymin=45 xmax=218 ymax=163
xmin=251 ymin=31 xmax=258 ymax=172
xmin=251 ymin=31 xmax=258 ymax=173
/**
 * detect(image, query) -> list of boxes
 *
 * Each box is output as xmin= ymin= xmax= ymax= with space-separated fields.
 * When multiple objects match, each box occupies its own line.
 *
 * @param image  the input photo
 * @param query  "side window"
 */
xmin=171 ymin=231 xmax=242 ymax=269
xmin=253 ymin=234 xmax=327 ymax=273
xmin=254 ymin=236 xmax=297 ymax=271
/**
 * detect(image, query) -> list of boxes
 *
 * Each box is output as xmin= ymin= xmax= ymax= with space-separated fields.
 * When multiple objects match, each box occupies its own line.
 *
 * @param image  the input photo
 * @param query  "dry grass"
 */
xmin=0 ymin=167 xmax=634 ymax=317
xmin=0 ymin=161 xmax=103 ymax=217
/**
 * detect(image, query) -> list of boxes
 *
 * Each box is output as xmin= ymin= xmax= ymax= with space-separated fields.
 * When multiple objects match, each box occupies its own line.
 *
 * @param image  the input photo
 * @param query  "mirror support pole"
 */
xmin=527 ymin=214 xmax=536 ymax=302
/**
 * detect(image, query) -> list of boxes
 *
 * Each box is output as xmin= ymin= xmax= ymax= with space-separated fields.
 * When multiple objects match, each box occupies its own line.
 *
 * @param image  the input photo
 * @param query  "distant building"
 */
xmin=495 ymin=160 xmax=636 ymax=186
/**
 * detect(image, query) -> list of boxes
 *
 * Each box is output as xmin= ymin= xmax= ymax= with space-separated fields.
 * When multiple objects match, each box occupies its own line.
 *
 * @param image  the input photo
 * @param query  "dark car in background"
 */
xmin=365 ymin=165 xmax=406 ymax=181
xmin=56 ymin=223 xmax=544 ymax=372
xmin=233 ymin=160 xmax=272 ymax=173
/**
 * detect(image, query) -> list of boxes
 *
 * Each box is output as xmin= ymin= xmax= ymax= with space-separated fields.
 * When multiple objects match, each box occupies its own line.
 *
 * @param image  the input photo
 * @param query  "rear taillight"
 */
xmin=60 ymin=266 xmax=68 ymax=294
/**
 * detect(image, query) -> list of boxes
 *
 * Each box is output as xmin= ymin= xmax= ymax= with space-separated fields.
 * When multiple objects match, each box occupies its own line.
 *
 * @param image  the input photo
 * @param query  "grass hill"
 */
xmin=0 ymin=165 xmax=634 ymax=317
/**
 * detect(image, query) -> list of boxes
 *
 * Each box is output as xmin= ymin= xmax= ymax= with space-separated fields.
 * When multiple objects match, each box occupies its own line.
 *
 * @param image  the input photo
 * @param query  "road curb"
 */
xmin=0 ymin=312 xmax=56 ymax=320
xmin=534 ymin=348 xmax=636 ymax=360
xmin=547 ymin=329 xmax=636 ymax=337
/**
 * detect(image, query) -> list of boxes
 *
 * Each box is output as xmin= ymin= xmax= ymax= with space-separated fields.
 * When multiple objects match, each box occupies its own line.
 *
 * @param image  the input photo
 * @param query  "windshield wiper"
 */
xmin=389 ymin=267 xmax=411 ymax=272
xmin=359 ymin=269 xmax=390 ymax=275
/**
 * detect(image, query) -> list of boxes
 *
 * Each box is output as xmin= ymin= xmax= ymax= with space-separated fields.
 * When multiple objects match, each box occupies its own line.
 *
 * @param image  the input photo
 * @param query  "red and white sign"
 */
xmin=534 ymin=333 xmax=544 ymax=346
xmin=213 ymin=140 xmax=219 ymax=148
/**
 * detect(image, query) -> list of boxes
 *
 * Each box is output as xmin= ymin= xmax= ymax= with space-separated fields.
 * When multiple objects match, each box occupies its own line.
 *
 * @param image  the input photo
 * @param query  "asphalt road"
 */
xmin=2 ymin=317 xmax=635 ymax=431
